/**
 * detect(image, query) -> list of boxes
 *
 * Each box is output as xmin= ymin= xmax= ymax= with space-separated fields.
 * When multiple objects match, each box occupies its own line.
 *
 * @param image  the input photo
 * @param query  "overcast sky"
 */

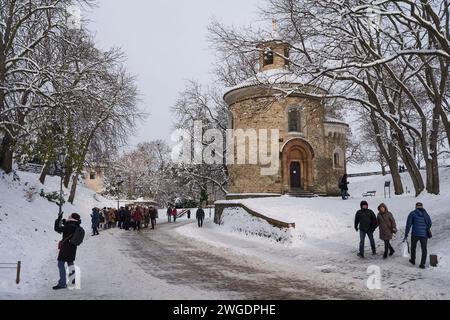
xmin=88 ymin=0 xmax=263 ymax=149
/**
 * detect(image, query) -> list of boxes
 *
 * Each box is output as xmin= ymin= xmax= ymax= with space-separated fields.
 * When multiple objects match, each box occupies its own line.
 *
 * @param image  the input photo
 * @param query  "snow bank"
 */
xmin=220 ymin=207 xmax=294 ymax=244
xmin=0 ymin=171 xmax=115 ymax=298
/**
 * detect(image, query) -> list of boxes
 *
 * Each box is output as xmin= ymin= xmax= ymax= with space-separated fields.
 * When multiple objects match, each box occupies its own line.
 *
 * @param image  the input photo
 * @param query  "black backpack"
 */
xmin=69 ymin=226 xmax=85 ymax=246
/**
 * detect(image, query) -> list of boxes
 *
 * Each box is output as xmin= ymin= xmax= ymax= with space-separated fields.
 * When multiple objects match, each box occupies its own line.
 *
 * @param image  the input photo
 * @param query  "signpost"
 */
xmin=384 ymin=181 xmax=391 ymax=199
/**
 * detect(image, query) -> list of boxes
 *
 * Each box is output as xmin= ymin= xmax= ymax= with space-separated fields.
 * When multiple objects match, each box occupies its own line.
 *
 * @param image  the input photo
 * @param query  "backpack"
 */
xmin=69 ymin=226 xmax=85 ymax=246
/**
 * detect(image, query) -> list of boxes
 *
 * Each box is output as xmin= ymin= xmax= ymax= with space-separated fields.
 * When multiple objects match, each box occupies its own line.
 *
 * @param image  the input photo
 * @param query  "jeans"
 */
xmin=411 ymin=236 xmax=428 ymax=266
xmin=359 ymin=230 xmax=376 ymax=256
xmin=134 ymin=221 xmax=141 ymax=231
xmin=168 ymin=215 xmax=172 ymax=223
xmin=57 ymin=261 xmax=74 ymax=287
xmin=92 ymin=225 xmax=99 ymax=235
xmin=173 ymin=216 xmax=177 ymax=223
xmin=198 ymin=218 xmax=204 ymax=228
xmin=340 ymin=188 xmax=348 ymax=200
xmin=151 ymin=218 xmax=156 ymax=229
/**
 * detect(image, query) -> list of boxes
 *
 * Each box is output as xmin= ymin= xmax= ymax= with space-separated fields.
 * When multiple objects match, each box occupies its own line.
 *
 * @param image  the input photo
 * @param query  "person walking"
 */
xmin=187 ymin=210 xmax=191 ymax=219
xmin=377 ymin=203 xmax=397 ymax=259
xmin=149 ymin=207 xmax=158 ymax=229
xmin=167 ymin=206 xmax=172 ymax=223
xmin=124 ymin=207 xmax=131 ymax=231
xmin=339 ymin=174 xmax=349 ymax=200
xmin=90 ymin=208 xmax=100 ymax=236
xmin=196 ymin=206 xmax=205 ymax=228
xmin=404 ymin=202 xmax=432 ymax=269
xmin=172 ymin=207 xmax=178 ymax=223
xmin=132 ymin=207 xmax=143 ymax=231
xmin=53 ymin=213 xmax=82 ymax=290
xmin=143 ymin=208 xmax=150 ymax=228
xmin=355 ymin=201 xmax=378 ymax=258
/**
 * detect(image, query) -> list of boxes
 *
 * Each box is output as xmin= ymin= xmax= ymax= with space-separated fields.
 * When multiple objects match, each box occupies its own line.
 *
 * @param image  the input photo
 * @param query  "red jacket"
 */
xmin=132 ymin=210 xmax=143 ymax=221
xmin=171 ymin=208 xmax=177 ymax=217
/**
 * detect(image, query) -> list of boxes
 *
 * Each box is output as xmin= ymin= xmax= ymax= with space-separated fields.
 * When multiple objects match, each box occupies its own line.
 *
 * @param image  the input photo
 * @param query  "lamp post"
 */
xmin=58 ymin=152 xmax=66 ymax=218
xmin=116 ymin=174 xmax=123 ymax=211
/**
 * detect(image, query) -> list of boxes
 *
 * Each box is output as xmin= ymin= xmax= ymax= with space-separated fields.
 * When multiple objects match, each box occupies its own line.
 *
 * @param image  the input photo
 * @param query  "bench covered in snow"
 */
xmin=362 ymin=191 xmax=377 ymax=197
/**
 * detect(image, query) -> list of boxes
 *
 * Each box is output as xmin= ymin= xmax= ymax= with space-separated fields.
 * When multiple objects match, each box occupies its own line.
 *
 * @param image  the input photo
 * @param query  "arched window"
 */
xmin=263 ymin=48 xmax=274 ymax=66
xmin=333 ymin=149 xmax=344 ymax=169
xmin=288 ymin=107 xmax=302 ymax=133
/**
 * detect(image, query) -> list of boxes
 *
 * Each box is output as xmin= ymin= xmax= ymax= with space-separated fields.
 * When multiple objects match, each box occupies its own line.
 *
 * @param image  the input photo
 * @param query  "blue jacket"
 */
xmin=405 ymin=208 xmax=432 ymax=238
xmin=91 ymin=209 xmax=101 ymax=227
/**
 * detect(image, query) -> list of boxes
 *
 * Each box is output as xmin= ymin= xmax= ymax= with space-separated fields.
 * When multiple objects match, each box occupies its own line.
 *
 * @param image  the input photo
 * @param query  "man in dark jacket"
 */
xmin=355 ymin=201 xmax=378 ymax=258
xmin=404 ymin=203 xmax=432 ymax=269
xmin=167 ymin=206 xmax=172 ymax=223
xmin=91 ymin=208 xmax=100 ymax=236
xmin=53 ymin=213 xmax=82 ymax=290
xmin=196 ymin=206 xmax=206 ymax=228
xmin=339 ymin=174 xmax=349 ymax=200
xmin=149 ymin=207 xmax=158 ymax=230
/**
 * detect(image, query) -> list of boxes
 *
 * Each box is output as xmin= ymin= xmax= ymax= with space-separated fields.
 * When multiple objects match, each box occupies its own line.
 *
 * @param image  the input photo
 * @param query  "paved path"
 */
xmin=120 ymin=221 xmax=367 ymax=299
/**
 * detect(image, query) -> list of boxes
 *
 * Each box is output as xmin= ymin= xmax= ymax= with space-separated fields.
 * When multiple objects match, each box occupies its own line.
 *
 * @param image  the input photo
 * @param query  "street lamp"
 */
xmin=116 ymin=174 xmax=124 ymax=211
xmin=58 ymin=152 xmax=66 ymax=218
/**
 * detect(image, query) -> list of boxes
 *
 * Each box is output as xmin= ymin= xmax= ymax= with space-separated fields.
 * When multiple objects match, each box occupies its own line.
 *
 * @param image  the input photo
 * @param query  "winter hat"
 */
xmin=360 ymin=201 xmax=369 ymax=208
xmin=70 ymin=213 xmax=81 ymax=221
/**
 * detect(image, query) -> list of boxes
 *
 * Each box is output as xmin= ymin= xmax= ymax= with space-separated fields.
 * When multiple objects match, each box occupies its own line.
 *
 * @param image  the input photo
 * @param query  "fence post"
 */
xmin=16 ymin=261 xmax=21 ymax=284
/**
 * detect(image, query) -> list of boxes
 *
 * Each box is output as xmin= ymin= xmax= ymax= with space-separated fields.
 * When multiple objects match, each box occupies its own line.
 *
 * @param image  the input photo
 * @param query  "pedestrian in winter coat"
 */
xmin=91 ymin=208 xmax=101 ymax=236
xmin=172 ymin=207 xmax=178 ymax=223
xmin=404 ymin=203 xmax=433 ymax=269
xmin=149 ymin=207 xmax=158 ymax=229
xmin=377 ymin=203 xmax=397 ymax=259
xmin=124 ymin=207 xmax=131 ymax=230
xmin=103 ymin=208 xmax=110 ymax=230
xmin=108 ymin=209 xmax=115 ymax=229
xmin=143 ymin=208 xmax=150 ymax=228
xmin=187 ymin=210 xmax=191 ymax=219
xmin=339 ymin=174 xmax=349 ymax=200
xmin=355 ymin=201 xmax=378 ymax=258
xmin=53 ymin=213 xmax=82 ymax=290
xmin=132 ymin=207 xmax=143 ymax=231
xmin=167 ymin=206 xmax=172 ymax=223
xmin=196 ymin=206 xmax=205 ymax=228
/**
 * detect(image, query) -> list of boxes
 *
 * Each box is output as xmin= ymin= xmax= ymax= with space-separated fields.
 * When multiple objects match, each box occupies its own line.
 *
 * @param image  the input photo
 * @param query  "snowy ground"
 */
xmin=1 ymin=169 xmax=450 ymax=300
xmin=177 ymin=168 xmax=450 ymax=300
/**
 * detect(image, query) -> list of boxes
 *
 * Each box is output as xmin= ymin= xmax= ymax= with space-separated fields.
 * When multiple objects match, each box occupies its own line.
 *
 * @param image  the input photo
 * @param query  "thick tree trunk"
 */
xmin=68 ymin=172 xmax=79 ymax=204
xmin=425 ymin=108 xmax=441 ymax=195
xmin=387 ymin=143 xmax=404 ymax=195
xmin=395 ymin=132 xmax=424 ymax=197
xmin=0 ymin=132 xmax=14 ymax=174
xmin=64 ymin=167 xmax=72 ymax=189
xmin=39 ymin=160 xmax=50 ymax=184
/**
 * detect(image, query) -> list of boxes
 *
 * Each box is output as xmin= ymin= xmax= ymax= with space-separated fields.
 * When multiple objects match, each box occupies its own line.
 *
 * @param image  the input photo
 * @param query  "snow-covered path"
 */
xmin=21 ymin=220 xmax=371 ymax=300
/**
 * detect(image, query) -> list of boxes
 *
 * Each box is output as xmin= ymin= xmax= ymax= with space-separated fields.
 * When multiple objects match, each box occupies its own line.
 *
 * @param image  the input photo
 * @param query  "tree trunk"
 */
xmin=425 ymin=107 xmax=441 ymax=195
xmin=0 ymin=132 xmax=14 ymax=174
xmin=64 ymin=167 xmax=72 ymax=189
xmin=68 ymin=172 xmax=79 ymax=204
xmin=39 ymin=160 xmax=50 ymax=184
xmin=387 ymin=143 xmax=404 ymax=195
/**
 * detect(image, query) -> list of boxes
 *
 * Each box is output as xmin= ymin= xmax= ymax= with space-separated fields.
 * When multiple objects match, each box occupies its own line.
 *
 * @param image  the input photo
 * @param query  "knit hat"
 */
xmin=360 ymin=201 xmax=369 ymax=208
xmin=70 ymin=213 xmax=81 ymax=221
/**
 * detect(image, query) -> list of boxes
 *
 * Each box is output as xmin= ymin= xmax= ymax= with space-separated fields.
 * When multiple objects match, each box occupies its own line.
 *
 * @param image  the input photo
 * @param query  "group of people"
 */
xmin=90 ymin=206 xmax=159 ymax=236
xmin=355 ymin=201 xmax=433 ymax=269
xmin=166 ymin=205 xmax=207 ymax=228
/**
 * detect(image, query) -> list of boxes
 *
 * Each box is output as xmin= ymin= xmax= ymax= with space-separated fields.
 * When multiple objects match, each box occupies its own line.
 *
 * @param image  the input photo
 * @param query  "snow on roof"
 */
xmin=224 ymin=68 xmax=309 ymax=96
xmin=324 ymin=117 xmax=349 ymax=126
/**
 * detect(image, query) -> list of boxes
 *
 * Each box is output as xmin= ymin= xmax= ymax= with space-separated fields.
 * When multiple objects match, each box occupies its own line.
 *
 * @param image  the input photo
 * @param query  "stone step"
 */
xmin=286 ymin=191 xmax=318 ymax=198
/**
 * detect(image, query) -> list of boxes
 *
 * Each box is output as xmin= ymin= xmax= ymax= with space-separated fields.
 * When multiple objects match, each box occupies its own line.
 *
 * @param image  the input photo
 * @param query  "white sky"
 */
xmin=88 ymin=0 xmax=263 ymax=149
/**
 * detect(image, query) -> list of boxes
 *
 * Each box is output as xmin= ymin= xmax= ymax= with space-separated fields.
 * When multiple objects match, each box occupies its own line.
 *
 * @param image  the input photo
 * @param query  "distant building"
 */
xmin=223 ymin=38 xmax=348 ymax=197
xmin=82 ymin=165 xmax=106 ymax=193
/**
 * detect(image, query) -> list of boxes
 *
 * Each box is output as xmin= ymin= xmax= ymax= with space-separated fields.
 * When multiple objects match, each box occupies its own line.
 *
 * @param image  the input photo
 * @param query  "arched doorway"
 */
xmin=281 ymin=138 xmax=315 ymax=192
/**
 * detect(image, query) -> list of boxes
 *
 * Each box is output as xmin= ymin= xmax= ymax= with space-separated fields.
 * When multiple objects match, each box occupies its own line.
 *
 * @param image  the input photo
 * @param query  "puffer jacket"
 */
xmin=405 ymin=208 xmax=432 ymax=238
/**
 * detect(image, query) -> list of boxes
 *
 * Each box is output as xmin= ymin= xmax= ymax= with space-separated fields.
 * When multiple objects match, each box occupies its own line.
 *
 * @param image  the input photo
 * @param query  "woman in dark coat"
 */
xmin=377 ymin=203 xmax=397 ymax=259
xmin=91 ymin=208 xmax=100 ymax=236
xmin=53 ymin=213 xmax=82 ymax=289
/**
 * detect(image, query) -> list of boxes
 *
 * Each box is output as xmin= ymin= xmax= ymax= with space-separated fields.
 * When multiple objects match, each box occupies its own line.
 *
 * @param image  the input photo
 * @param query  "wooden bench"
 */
xmin=362 ymin=191 xmax=377 ymax=197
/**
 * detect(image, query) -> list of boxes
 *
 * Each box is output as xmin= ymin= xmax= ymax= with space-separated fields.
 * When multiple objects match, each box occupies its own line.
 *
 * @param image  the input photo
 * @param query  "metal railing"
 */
xmin=0 ymin=261 xmax=21 ymax=284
